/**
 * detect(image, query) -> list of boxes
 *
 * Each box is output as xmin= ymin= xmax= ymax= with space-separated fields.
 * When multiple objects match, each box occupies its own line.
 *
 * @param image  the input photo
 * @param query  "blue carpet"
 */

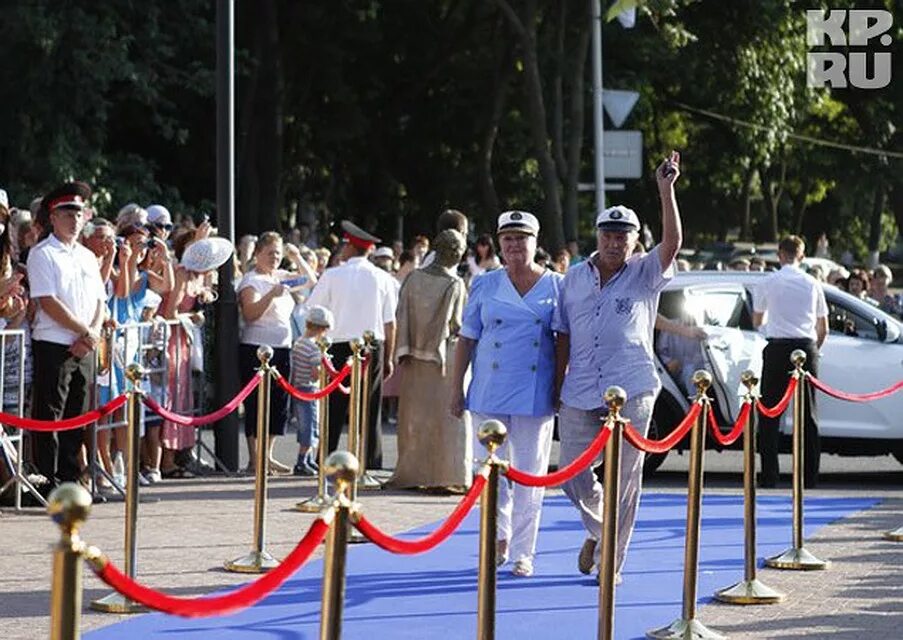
xmin=86 ymin=493 xmax=875 ymax=640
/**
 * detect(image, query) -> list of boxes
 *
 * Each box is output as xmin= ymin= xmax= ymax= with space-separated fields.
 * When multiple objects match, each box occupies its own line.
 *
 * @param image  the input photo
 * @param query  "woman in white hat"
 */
xmin=450 ymin=211 xmax=563 ymax=577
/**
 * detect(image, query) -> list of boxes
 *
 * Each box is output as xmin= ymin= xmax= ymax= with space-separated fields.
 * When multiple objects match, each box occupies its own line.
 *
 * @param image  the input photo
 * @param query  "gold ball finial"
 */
xmin=48 ymin=483 xmax=92 ymax=533
xmin=692 ymin=370 xmax=713 ymax=394
xmin=362 ymin=330 xmax=375 ymax=346
xmin=324 ymin=451 xmax=360 ymax=489
xmin=350 ymin=338 xmax=363 ymax=355
xmin=740 ymin=369 xmax=758 ymax=390
xmin=790 ymin=349 xmax=807 ymax=368
xmin=257 ymin=345 xmax=274 ymax=364
xmin=124 ymin=363 xmax=145 ymax=383
xmin=316 ymin=336 xmax=333 ymax=353
xmin=477 ymin=419 xmax=508 ymax=453
xmin=603 ymin=386 xmax=627 ymax=413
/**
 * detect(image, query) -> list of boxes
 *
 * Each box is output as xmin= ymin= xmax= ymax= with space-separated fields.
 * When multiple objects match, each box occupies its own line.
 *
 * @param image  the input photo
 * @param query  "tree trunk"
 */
xmin=237 ymin=0 xmax=283 ymax=235
xmin=562 ymin=4 xmax=591 ymax=244
xmin=740 ymin=165 xmax=754 ymax=240
xmin=792 ymin=176 xmax=811 ymax=236
xmin=494 ymin=0 xmax=565 ymax=249
xmin=867 ymin=180 xmax=886 ymax=269
xmin=478 ymin=29 xmax=514 ymax=220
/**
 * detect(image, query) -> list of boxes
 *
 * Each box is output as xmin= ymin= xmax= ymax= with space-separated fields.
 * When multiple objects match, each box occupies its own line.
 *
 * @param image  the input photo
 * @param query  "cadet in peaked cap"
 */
xmin=42 ymin=181 xmax=91 ymax=214
xmin=340 ymin=220 xmax=381 ymax=251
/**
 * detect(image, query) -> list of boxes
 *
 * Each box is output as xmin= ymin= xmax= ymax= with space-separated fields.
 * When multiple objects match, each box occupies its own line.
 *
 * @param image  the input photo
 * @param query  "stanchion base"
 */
xmin=295 ymin=495 xmax=331 ymax=513
xmin=883 ymin=528 xmax=903 ymax=542
xmin=348 ymin=528 xmax=370 ymax=545
xmin=714 ymin=578 xmax=786 ymax=604
xmin=764 ymin=546 xmax=829 ymax=570
xmin=90 ymin=592 xmax=147 ymax=614
xmin=223 ymin=550 xmax=280 ymax=573
xmin=357 ymin=472 xmax=383 ymax=491
xmin=647 ymin=618 xmax=726 ymax=640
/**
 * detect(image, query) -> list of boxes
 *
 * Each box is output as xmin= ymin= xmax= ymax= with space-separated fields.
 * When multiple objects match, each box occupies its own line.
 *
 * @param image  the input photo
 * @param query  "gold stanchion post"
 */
xmin=225 ymin=346 xmax=280 ymax=572
xmin=884 ymin=525 xmax=903 ymax=542
xmin=319 ymin=451 xmax=358 ymax=640
xmin=92 ymin=364 xmax=147 ymax=613
xmin=476 ymin=419 xmax=507 ymax=640
xmin=765 ymin=350 xmax=828 ymax=571
xmin=715 ymin=370 xmax=786 ymax=604
xmin=48 ymin=483 xmax=92 ymax=640
xmin=344 ymin=340 xmax=368 ymax=544
xmin=598 ymin=386 xmax=624 ymax=640
xmin=297 ymin=337 xmax=333 ymax=513
xmin=357 ymin=330 xmax=382 ymax=490
xmin=648 ymin=371 xmax=725 ymax=640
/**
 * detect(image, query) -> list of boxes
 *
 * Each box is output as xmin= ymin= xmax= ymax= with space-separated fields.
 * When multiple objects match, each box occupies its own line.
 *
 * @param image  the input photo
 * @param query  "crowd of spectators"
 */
xmin=1 ymin=179 xmax=901 ymax=504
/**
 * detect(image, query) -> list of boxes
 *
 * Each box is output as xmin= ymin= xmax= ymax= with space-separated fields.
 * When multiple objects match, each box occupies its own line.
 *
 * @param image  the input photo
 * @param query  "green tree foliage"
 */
xmin=0 ymin=0 xmax=898 ymax=257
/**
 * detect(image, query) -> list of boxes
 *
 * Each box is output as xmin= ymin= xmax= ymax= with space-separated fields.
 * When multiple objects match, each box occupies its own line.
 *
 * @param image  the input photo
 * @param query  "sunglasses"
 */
xmin=151 ymin=222 xmax=173 ymax=231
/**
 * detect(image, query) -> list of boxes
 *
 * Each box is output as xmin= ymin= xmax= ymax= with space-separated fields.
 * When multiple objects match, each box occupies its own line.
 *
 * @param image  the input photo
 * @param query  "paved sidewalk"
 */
xmin=1 ymin=436 xmax=900 ymax=639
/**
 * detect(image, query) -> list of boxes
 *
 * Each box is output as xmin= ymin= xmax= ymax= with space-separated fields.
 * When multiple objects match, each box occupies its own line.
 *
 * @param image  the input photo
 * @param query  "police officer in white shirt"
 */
xmin=752 ymin=235 xmax=828 ymax=489
xmin=27 ymin=182 xmax=107 ymax=488
xmin=306 ymin=221 xmax=398 ymax=469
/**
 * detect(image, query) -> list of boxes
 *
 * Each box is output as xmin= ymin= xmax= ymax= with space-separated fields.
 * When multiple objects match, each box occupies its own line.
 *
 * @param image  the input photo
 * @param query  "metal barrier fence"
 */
xmin=87 ymin=316 xmax=213 ymax=499
xmin=0 ymin=327 xmax=36 ymax=509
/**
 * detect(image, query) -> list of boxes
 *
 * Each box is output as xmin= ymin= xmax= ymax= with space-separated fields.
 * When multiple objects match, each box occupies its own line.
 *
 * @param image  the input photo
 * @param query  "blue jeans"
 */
xmin=292 ymin=385 xmax=319 ymax=449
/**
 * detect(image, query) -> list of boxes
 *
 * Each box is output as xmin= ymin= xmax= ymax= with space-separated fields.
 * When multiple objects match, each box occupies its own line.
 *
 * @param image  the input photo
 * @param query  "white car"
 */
xmin=646 ymin=271 xmax=903 ymax=473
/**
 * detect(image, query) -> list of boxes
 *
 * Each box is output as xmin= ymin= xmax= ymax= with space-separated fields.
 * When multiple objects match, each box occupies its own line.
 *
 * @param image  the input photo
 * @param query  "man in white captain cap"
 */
xmin=306 ymin=220 xmax=398 ymax=469
xmin=553 ymin=151 xmax=684 ymax=580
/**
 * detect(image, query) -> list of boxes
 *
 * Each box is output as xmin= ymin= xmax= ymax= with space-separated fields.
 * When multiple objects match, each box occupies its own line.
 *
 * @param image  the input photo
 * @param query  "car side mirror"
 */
xmin=874 ymin=318 xmax=888 ymax=342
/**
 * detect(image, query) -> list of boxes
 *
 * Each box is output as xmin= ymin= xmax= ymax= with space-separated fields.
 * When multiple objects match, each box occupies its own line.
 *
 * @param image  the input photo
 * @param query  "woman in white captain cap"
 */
xmin=450 ymin=210 xmax=563 ymax=577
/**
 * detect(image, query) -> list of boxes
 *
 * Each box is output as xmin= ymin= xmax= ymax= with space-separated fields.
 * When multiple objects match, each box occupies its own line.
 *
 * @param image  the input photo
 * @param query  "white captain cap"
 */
xmin=595 ymin=205 xmax=640 ymax=232
xmin=497 ymin=210 xmax=539 ymax=236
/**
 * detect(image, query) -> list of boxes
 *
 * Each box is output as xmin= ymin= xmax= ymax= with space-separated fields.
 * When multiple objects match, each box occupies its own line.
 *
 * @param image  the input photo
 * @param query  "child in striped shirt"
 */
xmin=290 ymin=305 xmax=334 ymax=476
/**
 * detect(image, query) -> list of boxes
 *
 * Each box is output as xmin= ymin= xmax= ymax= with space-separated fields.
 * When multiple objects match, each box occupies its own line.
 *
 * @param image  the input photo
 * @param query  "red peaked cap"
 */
xmin=341 ymin=220 xmax=381 ymax=250
xmin=43 ymin=181 xmax=92 ymax=213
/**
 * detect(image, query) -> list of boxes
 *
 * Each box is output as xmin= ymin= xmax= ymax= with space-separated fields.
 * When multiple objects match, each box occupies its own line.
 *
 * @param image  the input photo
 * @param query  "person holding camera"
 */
xmin=237 ymin=231 xmax=298 ymax=474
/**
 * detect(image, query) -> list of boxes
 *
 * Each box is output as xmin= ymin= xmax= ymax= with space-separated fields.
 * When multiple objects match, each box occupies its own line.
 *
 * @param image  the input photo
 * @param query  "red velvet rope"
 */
xmin=322 ymin=355 xmax=341 ymax=377
xmin=142 ymin=375 xmax=261 ymax=426
xmin=505 ymin=426 xmax=612 ymax=487
xmin=756 ymin=376 xmax=798 ymax=418
xmin=0 ymin=395 xmax=128 ymax=432
xmin=707 ymin=402 xmax=752 ymax=447
xmin=623 ymin=402 xmax=702 ymax=454
xmin=275 ymin=365 xmax=352 ymax=401
xmin=91 ymin=518 xmax=330 ymax=618
xmin=808 ymin=375 xmax=903 ymax=403
xmin=353 ymin=475 xmax=487 ymax=554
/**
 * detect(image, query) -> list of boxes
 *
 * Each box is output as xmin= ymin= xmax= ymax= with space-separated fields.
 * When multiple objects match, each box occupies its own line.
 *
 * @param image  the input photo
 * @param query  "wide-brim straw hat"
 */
xmin=181 ymin=237 xmax=234 ymax=273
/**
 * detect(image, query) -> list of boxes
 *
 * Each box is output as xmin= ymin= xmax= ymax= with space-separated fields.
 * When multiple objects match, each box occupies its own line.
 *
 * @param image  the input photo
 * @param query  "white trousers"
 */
xmin=558 ymin=393 xmax=655 ymax=574
xmin=471 ymin=412 xmax=554 ymax=563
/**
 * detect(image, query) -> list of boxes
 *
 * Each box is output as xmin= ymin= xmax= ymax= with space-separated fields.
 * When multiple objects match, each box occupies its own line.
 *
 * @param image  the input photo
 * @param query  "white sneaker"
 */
xmin=138 ymin=472 xmax=151 ymax=487
xmin=113 ymin=452 xmax=125 ymax=483
xmin=145 ymin=469 xmax=162 ymax=484
xmin=512 ymin=558 xmax=534 ymax=577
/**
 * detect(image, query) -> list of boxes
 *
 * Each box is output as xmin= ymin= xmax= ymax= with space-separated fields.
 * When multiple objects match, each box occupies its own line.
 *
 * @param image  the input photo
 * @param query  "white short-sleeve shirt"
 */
xmin=28 ymin=235 xmax=106 ymax=345
xmin=306 ymin=257 xmax=398 ymax=342
xmin=753 ymin=264 xmax=827 ymax=340
xmin=238 ymin=269 xmax=295 ymax=348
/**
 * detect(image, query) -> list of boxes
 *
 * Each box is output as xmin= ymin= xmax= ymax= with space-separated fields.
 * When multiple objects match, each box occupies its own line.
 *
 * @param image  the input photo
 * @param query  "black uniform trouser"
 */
xmin=758 ymin=338 xmax=820 ymax=485
xmin=327 ymin=341 xmax=383 ymax=470
xmin=31 ymin=340 xmax=95 ymax=484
